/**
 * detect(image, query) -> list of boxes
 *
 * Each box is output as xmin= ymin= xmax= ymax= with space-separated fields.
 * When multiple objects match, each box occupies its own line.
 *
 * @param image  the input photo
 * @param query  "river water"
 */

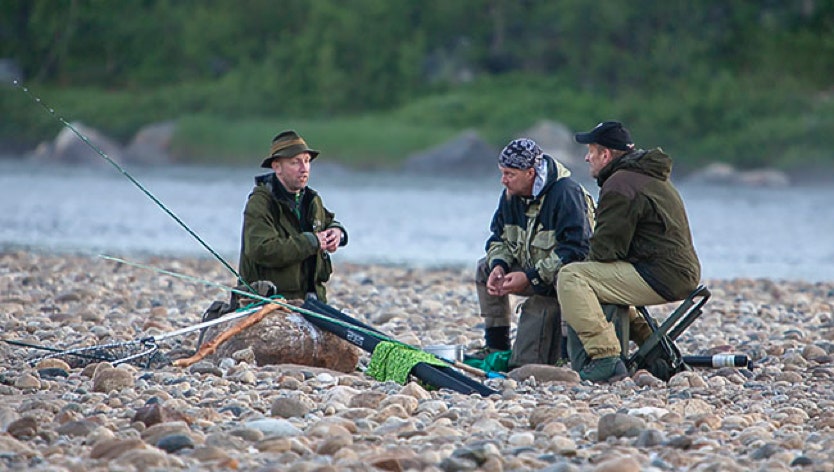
xmin=1 ymin=159 xmax=833 ymax=282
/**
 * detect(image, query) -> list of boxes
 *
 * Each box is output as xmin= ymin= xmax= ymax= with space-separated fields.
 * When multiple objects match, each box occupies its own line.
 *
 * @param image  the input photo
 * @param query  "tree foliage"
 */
xmin=1 ymin=0 xmax=832 ymax=167
xmin=5 ymin=1 xmax=831 ymax=103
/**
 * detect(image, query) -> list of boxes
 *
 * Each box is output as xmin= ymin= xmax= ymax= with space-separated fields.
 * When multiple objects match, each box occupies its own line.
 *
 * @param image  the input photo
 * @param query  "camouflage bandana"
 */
xmin=498 ymin=138 xmax=543 ymax=169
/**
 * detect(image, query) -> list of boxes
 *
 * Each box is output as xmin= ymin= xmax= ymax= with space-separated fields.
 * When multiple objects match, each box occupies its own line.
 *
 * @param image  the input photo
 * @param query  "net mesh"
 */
xmin=34 ymin=339 xmax=169 ymax=369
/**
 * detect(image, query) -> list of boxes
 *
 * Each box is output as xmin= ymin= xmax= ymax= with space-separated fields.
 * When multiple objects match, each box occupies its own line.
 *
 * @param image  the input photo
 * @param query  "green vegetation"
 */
xmin=173 ymin=114 xmax=459 ymax=168
xmin=2 ymin=1 xmax=833 ymax=171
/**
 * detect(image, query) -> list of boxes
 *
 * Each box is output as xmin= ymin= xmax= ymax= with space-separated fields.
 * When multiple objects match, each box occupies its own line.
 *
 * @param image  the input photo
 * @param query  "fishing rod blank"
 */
xmin=13 ymin=80 xmax=252 ymax=292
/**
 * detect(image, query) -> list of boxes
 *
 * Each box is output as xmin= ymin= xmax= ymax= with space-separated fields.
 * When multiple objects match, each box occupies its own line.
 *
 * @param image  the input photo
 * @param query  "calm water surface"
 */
xmin=1 ymin=160 xmax=833 ymax=282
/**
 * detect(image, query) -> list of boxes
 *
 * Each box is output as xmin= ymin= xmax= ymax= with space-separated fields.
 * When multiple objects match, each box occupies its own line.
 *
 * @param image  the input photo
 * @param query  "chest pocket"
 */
xmin=530 ymin=230 xmax=556 ymax=251
xmin=528 ymin=227 xmax=557 ymax=266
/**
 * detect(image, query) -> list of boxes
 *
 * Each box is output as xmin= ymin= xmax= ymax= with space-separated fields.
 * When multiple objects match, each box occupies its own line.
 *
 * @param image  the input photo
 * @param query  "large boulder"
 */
xmin=27 ymin=122 xmax=125 ymax=166
xmin=124 ymin=121 xmax=176 ymax=165
xmin=203 ymin=306 xmax=360 ymax=373
xmin=685 ymin=162 xmax=790 ymax=187
xmin=401 ymin=130 xmax=497 ymax=176
xmin=518 ymin=120 xmax=584 ymax=170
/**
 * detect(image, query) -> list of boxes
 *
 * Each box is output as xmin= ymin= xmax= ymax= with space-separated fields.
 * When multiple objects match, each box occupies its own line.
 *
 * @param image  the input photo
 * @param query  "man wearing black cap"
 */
xmin=473 ymin=138 xmax=594 ymax=368
xmin=556 ymin=121 xmax=701 ymax=382
xmin=238 ymin=130 xmax=347 ymax=302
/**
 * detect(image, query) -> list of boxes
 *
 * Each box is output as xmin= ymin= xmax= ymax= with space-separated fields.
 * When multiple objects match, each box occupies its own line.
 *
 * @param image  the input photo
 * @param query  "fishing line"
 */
xmin=14 ymin=80 xmax=252 ymax=292
xmin=100 ymin=254 xmax=394 ymax=341
xmin=100 ymin=254 xmax=503 ymax=378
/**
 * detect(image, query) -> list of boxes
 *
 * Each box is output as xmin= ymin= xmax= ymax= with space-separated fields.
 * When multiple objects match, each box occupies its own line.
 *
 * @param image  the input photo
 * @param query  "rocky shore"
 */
xmin=1 ymin=251 xmax=834 ymax=471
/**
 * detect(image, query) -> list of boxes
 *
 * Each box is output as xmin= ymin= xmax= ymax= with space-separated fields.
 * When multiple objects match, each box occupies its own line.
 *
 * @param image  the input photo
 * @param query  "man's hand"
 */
xmin=486 ymin=266 xmax=506 ymax=296
xmin=488 ymin=267 xmax=530 ymax=296
xmin=318 ymin=227 xmax=342 ymax=252
xmin=499 ymin=272 xmax=530 ymax=295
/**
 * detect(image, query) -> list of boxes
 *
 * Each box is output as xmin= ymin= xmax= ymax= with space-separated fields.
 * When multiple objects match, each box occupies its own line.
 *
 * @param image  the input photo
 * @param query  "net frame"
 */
xmin=10 ymin=303 xmax=266 ymax=369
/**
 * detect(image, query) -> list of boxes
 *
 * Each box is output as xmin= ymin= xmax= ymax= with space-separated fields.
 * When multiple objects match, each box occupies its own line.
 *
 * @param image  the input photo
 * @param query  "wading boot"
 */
xmin=468 ymin=326 xmax=510 ymax=360
xmin=579 ymin=356 xmax=628 ymax=382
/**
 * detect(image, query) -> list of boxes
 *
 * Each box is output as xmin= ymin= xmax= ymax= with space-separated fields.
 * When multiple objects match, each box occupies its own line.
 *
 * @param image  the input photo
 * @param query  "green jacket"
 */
xmin=486 ymin=156 xmax=595 ymax=295
xmin=238 ymin=173 xmax=347 ymax=302
xmin=592 ymin=148 xmax=700 ymax=301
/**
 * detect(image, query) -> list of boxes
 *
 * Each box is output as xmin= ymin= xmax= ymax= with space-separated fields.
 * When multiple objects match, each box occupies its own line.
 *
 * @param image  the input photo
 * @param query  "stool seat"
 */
xmin=611 ymin=285 xmax=711 ymax=380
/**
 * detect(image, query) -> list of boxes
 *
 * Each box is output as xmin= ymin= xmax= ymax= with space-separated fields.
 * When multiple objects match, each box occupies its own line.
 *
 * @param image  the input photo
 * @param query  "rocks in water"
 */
xmin=519 ymin=120 xmax=585 ymax=169
xmin=124 ymin=121 xmax=176 ymax=165
xmin=26 ymin=121 xmax=176 ymax=166
xmin=685 ymin=162 xmax=791 ymax=187
xmin=401 ymin=130 xmax=496 ymax=176
xmin=27 ymin=123 xmax=126 ymax=167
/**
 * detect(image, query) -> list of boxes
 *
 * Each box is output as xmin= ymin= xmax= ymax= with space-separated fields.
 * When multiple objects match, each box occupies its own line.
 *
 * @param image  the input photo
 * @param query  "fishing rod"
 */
xmin=100 ymin=254 xmax=503 ymax=379
xmin=101 ymin=254 xmax=408 ymax=342
xmin=13 ymin=80 xmax=253 ymax=293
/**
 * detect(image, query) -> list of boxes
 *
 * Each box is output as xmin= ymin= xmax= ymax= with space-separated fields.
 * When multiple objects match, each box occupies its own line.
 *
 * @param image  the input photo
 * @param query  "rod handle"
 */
xmin=683 ymin=354 xmax=751 ymax=369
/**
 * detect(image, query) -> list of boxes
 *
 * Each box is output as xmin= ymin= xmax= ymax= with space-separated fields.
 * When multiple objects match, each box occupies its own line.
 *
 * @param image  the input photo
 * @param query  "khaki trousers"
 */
xmin=557 ymin=261 xmax=665 ymax=359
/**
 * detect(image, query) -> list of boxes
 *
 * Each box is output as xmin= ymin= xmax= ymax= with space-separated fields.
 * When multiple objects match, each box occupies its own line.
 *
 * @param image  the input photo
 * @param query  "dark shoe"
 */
xmin=580 ymin=356 xmax=628 ymax=382
xmin=484 ymin=326 xmax=511 ymax=351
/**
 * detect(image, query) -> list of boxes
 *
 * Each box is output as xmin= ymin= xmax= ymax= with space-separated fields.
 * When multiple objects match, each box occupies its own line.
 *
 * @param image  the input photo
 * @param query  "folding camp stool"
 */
xmin=610 ymin=285 xmax=711 ymax=381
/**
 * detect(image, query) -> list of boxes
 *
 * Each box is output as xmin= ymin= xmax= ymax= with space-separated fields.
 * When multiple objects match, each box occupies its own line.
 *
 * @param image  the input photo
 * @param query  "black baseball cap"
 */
xmin=575 ymin=121 xmax=634 ymax=151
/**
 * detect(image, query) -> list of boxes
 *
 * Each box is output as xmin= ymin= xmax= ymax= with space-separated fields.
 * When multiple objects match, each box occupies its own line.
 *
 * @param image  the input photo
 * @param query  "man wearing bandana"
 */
xmin=473 ymin=138 xmax=595 ymax=369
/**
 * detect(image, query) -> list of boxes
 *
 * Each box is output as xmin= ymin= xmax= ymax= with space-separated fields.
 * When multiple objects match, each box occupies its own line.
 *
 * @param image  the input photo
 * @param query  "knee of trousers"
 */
xmin=556 ymin=263 xmax=584 ymax=294
xmin=476 ymin=274 xmax=511 ymax=321
xmin=474 ymin=257 xmax=491 ymax=284
xmin=555 ymin=264 xmax=592 ymax=326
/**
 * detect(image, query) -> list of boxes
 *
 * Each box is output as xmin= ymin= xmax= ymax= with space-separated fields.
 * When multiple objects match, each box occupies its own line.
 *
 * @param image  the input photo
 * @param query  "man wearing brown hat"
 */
xmin=557 ymin=121 xmax=701 ymax=382
xmin=473 ymin=138 xmax=595 ymax=369
xmin=238 ymin=130 xmax=347 ymax=302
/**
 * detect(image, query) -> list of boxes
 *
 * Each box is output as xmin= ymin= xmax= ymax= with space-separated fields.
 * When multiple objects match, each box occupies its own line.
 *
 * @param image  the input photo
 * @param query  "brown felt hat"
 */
xmin=260 ymin=130 xmax=320 ymax=168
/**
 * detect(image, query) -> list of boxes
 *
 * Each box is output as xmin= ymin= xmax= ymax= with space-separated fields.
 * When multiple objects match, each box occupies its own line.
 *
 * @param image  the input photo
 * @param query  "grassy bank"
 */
xmin=172 ymin=115 xmax=459 ymax=168
xmin=3 ymin=74 xmax=833 ymax=171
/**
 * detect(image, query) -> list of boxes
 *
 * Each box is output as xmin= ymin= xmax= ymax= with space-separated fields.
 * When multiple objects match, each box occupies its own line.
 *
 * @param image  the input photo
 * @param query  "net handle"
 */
xmin=149 ymin=304 xmax=263 ymax=343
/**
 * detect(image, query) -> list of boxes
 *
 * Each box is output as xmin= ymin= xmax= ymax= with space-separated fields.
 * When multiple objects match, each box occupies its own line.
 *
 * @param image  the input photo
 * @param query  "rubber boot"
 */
xmin=485 ymin=326 xmax=511 ymax=351
xmin=579 ymin=356 xmax=628 ymax=382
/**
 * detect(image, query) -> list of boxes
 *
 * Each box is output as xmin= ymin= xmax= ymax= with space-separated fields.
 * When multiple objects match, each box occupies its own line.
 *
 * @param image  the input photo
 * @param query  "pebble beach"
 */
xmin=2 ymin=250 xmax=834 ymax=471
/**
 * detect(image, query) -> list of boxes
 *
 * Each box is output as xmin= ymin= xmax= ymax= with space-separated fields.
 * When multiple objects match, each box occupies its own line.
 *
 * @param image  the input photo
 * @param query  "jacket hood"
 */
xmin=254 ymin=173 xmax=272 ymax=186
xmin=598 ymin=148 xmax=671 ymax=185
xmin=534 ymin=154 xmax=572 ymax=196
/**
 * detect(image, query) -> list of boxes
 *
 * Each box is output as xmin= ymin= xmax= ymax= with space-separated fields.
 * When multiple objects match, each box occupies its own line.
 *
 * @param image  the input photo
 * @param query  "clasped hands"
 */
xmin=316 ymin=227 xmax=342 ymax=253
xmin=486 ymin=266 xmax=530 ymax=296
